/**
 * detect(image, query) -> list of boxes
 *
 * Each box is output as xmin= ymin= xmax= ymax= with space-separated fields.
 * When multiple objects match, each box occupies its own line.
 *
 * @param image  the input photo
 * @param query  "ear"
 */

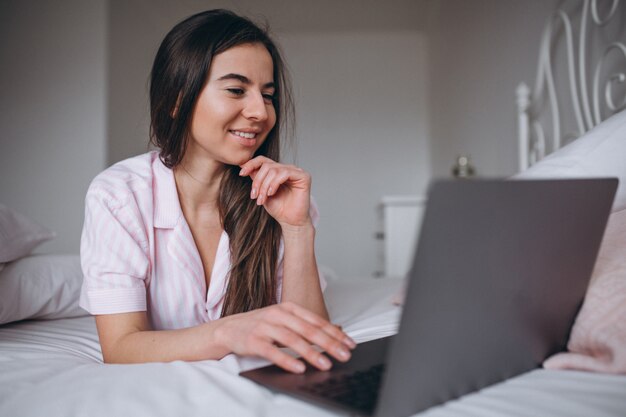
xmin=171 ymin=92 xmax=182 ymax=118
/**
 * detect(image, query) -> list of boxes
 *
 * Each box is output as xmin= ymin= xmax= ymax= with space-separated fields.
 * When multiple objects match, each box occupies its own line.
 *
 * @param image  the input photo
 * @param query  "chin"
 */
xmin=221 ymin=141 xmax=266 ymax=166
xmin=226 ymin=152 xmax=256 ymax=167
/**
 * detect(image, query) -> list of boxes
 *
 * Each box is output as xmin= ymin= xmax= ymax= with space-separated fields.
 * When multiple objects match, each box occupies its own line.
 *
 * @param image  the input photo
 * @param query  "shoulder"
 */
xmin=86 ymin=151 xmax=159 ymax=207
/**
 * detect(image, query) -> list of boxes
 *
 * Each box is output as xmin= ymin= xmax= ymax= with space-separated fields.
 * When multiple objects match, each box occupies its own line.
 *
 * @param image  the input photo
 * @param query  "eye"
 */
xmin=262 ymin=93 xmax=276 ymax=104
xmin=226 ymin=88 xmax=245 ymax=96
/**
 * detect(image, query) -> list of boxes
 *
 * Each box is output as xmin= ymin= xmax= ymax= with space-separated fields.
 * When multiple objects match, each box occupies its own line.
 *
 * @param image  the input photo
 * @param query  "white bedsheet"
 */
xmin=1 ymin=278 xmax=625 ymax=417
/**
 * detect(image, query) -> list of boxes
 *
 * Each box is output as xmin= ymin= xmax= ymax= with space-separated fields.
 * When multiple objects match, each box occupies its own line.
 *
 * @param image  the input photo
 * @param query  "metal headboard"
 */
xmin=516 ymin=0 xmax=626 ymax=172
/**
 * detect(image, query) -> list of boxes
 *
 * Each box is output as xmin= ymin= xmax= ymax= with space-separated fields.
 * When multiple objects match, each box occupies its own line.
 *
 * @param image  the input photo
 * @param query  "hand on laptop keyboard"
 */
xmin=215 ymin=301 xmax=356 ymax=373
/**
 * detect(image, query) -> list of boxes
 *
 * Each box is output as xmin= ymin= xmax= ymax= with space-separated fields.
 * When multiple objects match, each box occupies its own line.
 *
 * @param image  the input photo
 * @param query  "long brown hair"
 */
xmin=149 ymin=9 xmax=294 ymax=317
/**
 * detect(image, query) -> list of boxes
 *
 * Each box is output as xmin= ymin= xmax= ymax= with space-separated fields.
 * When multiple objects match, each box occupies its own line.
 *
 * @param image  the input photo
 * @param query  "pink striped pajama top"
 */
xmin=79 ymin=151 xmax=324 ymax=330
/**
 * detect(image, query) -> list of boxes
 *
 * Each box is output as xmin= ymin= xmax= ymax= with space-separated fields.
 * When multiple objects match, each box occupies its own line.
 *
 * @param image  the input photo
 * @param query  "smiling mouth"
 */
xmin=229 ymin=130 xmax=258 ymax=139
xmin=229 ymin=130 xmax=259 ymax=148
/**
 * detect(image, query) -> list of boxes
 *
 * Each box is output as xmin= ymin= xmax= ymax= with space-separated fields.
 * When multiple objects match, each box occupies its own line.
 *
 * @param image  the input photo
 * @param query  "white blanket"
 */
xmin=1 ymin=278 xmax=625 ymax=417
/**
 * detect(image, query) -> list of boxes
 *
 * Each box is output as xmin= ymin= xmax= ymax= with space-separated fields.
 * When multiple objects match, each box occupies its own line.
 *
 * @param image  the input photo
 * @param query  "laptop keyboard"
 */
xmin=300 ymin=364 xmax=385 ymax=414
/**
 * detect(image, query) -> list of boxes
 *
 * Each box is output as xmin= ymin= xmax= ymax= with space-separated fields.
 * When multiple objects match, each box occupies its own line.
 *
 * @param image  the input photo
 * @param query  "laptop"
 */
xmin=240 ymin=178 xmax=617 ymax=417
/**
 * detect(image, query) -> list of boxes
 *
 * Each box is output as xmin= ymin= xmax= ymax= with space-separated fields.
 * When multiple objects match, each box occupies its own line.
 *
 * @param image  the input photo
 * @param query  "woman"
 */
xmin=79 ymin=9 xmax=355 ymax=374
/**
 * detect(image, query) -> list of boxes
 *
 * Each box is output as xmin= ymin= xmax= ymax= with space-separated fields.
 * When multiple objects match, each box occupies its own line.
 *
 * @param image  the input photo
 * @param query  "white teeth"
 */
xmin=231 ymin=130 xmax=257 ymax=139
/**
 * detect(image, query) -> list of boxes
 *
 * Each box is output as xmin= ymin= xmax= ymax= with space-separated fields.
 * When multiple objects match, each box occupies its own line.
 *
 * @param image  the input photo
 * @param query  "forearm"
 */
xmin=97 ymin=316 xmax=230 ymax=364
xmin=280 ymin=223 xmax=329 ymax=320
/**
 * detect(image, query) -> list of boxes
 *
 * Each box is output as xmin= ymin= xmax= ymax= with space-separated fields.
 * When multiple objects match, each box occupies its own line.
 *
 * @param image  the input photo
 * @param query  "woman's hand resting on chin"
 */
xmin=239 ymin=156 xmax=312 ymax=228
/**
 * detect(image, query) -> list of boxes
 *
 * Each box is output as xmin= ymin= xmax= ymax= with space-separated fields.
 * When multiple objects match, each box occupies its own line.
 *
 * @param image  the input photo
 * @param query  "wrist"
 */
xmin=280 ymin=220 xmax=315 ymax=240
xmin=206 ymin=318 xmax=232 ymax=358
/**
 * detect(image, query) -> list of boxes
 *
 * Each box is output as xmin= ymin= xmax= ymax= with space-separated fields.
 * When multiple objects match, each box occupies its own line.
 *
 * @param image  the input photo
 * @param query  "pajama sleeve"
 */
xmin=79 ymin=187 xmax=151 ymax=315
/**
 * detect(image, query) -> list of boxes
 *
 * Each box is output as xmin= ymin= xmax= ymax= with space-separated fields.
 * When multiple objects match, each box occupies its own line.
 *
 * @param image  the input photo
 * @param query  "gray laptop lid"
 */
xmin=375 ymin=178 xmax=617 ymax=417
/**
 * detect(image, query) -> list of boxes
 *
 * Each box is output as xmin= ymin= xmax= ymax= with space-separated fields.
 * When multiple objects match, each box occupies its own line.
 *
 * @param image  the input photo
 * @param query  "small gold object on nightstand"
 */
xmin=452 ymin=155 xmax=476 ymax=179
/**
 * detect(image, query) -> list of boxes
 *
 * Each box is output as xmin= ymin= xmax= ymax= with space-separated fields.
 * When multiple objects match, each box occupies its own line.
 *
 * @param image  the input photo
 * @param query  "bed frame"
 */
xmin=516 ymin=0 xmax=626 ymax=171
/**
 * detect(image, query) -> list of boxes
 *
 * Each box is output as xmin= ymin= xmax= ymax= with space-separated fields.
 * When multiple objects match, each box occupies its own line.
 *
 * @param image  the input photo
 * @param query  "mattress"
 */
xmin=1 ymin=278 xmax=625 ymax=417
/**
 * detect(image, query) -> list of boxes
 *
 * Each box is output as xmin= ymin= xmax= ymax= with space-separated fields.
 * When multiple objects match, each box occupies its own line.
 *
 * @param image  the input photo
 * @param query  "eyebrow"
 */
xmin=217 ymin=73 xmax=275 ymax=89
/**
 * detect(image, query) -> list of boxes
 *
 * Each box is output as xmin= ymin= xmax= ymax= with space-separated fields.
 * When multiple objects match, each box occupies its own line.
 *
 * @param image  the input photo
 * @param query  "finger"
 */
xmin=280 ymin=167 xmax=311 ymax=191
xmin=332 ymin=324 xmax=354 ymax=348
xmin=250 ymin=163 xmax=274 ymax=201
xmin=266 ymin=169 xmax=297 ymax=197
xmin=256 ymin=340 xmax=307 ymax=374
xmin=289 ymin=317 xmax=352 ymax=363
xmin=257 ymin=169 xmax=278 ymax=205
xmin=281 ymin=302 xmax=356 ymax=349
xmin=239 ymin=156 xmax=274 ymax=177
xmin=272 ymin=306 xmax=353 ymax=363
xmin=268 ymin=326 xmax=333 ymax=371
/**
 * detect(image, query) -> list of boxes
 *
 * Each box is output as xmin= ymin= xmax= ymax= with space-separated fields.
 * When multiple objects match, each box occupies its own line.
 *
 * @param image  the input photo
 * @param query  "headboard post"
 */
xmin=516 ymin=83 xmax=531 ymax=172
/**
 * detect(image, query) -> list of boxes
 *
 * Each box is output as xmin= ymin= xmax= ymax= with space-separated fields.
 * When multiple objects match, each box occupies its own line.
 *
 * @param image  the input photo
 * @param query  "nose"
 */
xmin=242 ymin=92 xmax=269 ymax=122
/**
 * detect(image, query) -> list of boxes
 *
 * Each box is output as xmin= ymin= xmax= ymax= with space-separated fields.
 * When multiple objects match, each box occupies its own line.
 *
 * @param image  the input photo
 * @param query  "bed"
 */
xmin=2 ymin=1 xmax=626 ymax=416
xmin=1 ymin=256 xmax=625 ymax=417
xmin=1 ymin=253 xmax=626 ymax=417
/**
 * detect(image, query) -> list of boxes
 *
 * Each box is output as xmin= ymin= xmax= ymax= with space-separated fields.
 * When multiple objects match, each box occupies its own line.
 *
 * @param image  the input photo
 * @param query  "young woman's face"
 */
xmin=187 ymin=42 xmax=277 ymax=167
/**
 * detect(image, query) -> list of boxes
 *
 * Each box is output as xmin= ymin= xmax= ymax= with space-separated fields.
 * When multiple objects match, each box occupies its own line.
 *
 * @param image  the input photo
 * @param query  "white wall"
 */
xmin=0 ymin=0 xmax=107 ymax=254
xmin=280 ymin=31 xmax=430 ymax=277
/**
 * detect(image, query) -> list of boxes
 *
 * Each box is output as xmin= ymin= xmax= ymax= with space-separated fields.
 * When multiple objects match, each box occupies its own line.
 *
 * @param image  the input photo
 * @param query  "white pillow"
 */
xmin=0 ymin=254 xmax=87 ymax=324
xmin=0 ymin=204 xmax=56 ymax=263
xmin=515 ymin=110 xmax=626 ymax=212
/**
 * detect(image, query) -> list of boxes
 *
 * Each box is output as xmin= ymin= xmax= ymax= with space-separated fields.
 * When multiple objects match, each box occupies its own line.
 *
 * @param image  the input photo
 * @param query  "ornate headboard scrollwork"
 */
xmin=516 ymin=0 xmax=626 ymax=172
